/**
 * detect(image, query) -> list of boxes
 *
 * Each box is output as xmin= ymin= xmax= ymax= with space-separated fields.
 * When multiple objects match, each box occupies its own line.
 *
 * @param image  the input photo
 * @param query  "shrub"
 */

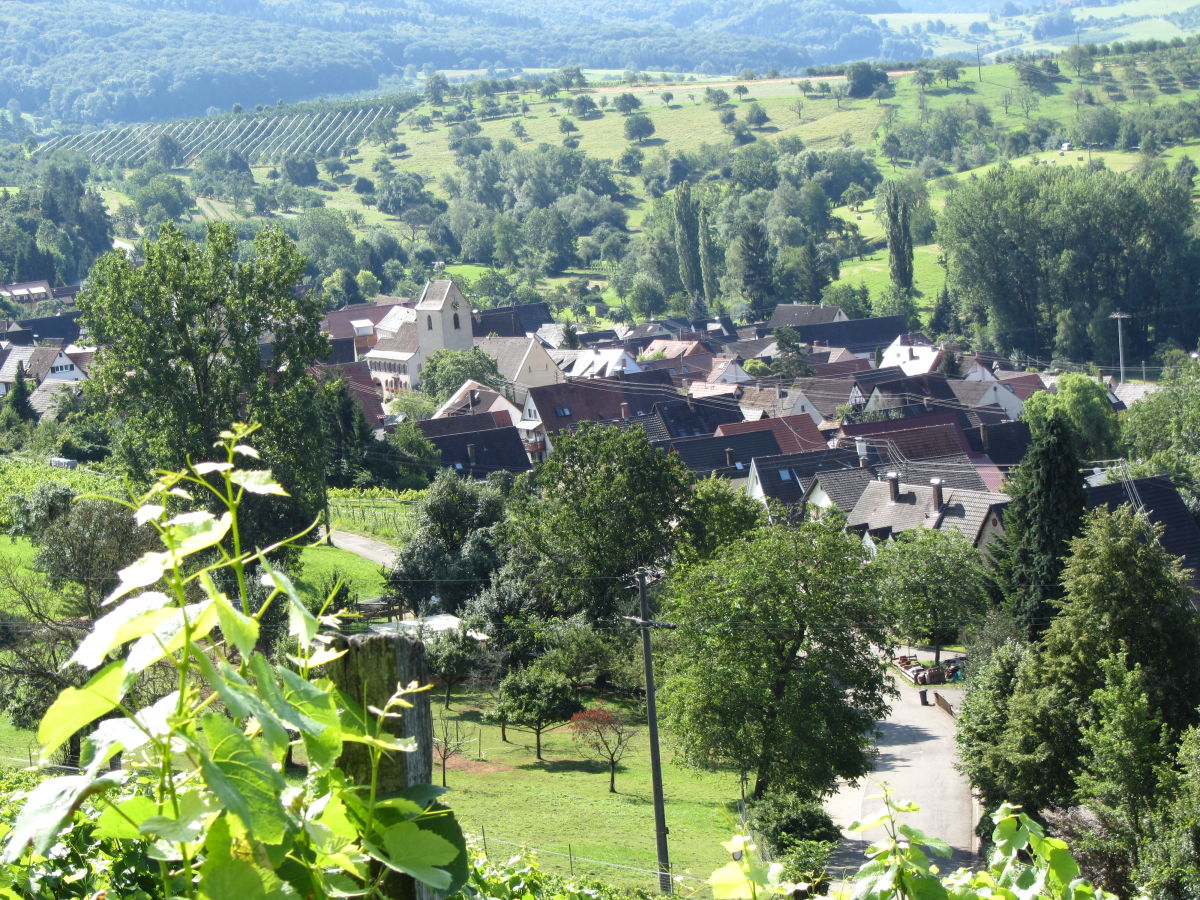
xmin=747 ymin=790 xmax=841 ymax=853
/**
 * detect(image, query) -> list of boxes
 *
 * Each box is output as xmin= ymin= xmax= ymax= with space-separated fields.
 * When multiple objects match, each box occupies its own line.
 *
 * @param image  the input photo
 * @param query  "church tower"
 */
xmin=416 ymin=279 xmax=473 ymax=355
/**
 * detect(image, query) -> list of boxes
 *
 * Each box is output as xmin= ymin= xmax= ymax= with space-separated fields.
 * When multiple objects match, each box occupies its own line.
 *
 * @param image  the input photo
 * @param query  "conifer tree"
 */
xmin=998 ymin=411 xmax=1086 ymax=639
xmin=727 ymin=220 xmax=775 ymax=321
xmin=7 ymin=362 xmax=35 ymax=422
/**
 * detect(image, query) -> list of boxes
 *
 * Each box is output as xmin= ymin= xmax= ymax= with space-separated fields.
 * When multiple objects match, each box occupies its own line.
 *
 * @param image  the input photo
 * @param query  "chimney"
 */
xmin=930 ymin=477 xmax=944 ymax=510
xmin=979 ymin=422 xmax=989 ymax=451
xmin=620 ymin=401 xmax=631 ymax=419
xmin=467 ymin=443 xmax=477 ymax=466
xmin=886 ymin=471 xmax=900 ymax=502
xmin=725 ymin=447 xmax=735 ymax=468
xmin=908 ymin=346 xmax=915 ymax=360
xmin=855 ymin=437 xmax=868 ymax=463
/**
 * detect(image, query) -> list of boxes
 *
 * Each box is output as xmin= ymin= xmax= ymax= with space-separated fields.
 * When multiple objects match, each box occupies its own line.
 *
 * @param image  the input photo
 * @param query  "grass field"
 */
xmin=295 ymin=542 xmax=388 ymax=601
xmin=435 ymin=688 xmax=741 ymax=892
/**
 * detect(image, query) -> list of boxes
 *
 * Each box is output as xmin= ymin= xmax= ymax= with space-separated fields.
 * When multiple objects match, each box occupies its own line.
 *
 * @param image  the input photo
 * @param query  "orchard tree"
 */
xmin=425 ymin=626 xmax=484 ymax=709
xmin=874 ymin=529 xmax=989 ymax=664
xmin=571 ymin=707 xmax=635 ymax=792
xmin=624 ymin=113 xmax=655 ymax=144
xmin=613 ymin=93 xmax=642 ymax=115
xmin=494 ymin=667 xmax=580 ymax=760
xmin=660 ymin=520 xmax=892 ymax=799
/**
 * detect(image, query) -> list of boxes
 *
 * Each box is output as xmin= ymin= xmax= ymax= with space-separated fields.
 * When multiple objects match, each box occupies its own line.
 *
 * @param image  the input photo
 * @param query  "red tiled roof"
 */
xmin=715 ymin=414 xmax=827 ymax=453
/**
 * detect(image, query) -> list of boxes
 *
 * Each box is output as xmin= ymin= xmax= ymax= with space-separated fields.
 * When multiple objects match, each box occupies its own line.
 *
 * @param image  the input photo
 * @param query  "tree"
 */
xmin=494 ymin=667 xmax=580 ymax=760
xmin=426 ymin=626 xmax=483 ymax=709
xmin=624 ymin=113 xmax=655 ymax=144
xmin=874 ymin=529 xmax=989 ymax=664
xmin=965 ymin=505 xmax=1200 ymax=823
xmin=831 ymin=84 xmax=849 ymax=109
xmin=877 ymin=180 xmax=914 ymax=293
xmin=498 ymin=424 xmax=691 ymax=626
xmin=698 ymin=206 xmax=718 ymax=308
xmin=845 ymin=62 xmax=887 ymax=99
xmin=6 ymin=362 xmax=35 ymax=422
xmin=387 ymin=470 xmax=508 ymax=617
xmin=432 ymin=715 xmax=470 ymax=787
xmin=1022 ymin=373 xmax=1118 ymax=461
xmin=725 ymin=220 xmax=775 ymax=321
xmin=661 ymin=91 xmax=674 ymax=106
xmin=673 ymin=182 xmax=702 ymax=301
xmin=914 ymin=69 xmax=936 ymax=95
xmin=674 ymin=475 xmax=766 ymax=565
xmin=419 ymin=347 xmax=503 ymax=400
xmin=660 ymin=520 xmax=893 ymax=800
xmin=322 ymin=156 xmax=348 ymax=178
xmin=746 ymin=103 xmax=769 ymax=129
xmin=1122 ymin=361 xmax=1200 ymax=512
xmin=996 ymin=411 xmax=1086 ymax=639
xmin=153 ymin=132 xmax=184 ymax=167
xmin=78 ymin=222 xmax=328 ymax=544
xmin=1073 ymin=654 xmax=1173 ymax=895
xmin=1062 ymin=44 xmax=1093 ymax=79
xmin=571 ymin=707 xmax=635 ymax=792
xmin=613 ymin=93 xmax=641 ymax=115
xmin=424 ymin=72 xmax=449 ymax=105
xmin=937 ymin=60 xmax=962 ymax=88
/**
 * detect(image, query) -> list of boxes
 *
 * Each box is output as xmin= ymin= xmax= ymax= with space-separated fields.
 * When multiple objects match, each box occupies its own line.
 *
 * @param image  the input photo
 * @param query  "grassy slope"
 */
xmin=101 ymin=53 xmax=1200 ymax=316
xmin=436 ymin=689 xmax=739 ymax=891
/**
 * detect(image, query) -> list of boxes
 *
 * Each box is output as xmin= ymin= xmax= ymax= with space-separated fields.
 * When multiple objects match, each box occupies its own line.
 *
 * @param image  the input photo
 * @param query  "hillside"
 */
xmin=7 ymin=0 xmax=1200 ymax=125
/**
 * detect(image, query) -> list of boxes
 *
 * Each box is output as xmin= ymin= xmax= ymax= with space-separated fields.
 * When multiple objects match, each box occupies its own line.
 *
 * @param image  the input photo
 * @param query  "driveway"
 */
xmin=824 ymin=673 xmax=976 ymax=877
xmin=328 ymin=529 xmax=398 ymax=568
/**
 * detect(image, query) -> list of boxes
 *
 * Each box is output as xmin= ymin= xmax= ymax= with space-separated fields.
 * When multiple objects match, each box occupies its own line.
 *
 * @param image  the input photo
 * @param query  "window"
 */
xmin=735 ymin=461 xmax=744 ymax=471
xmin=554 ymin=406 xmax=572 ymax=417
xmin=427 ymin=315 xmax=433 ymax=330
xmin=779 ymin=470 xmax=791 ymax=481
xmin=453 ymin=313 xmax=461 ymax=330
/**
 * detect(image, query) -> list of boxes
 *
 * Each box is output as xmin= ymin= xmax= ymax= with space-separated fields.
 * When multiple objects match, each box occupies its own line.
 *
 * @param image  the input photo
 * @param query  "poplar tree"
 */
xmin=880 ymin=180 xmax=914 ymax=293
xmin=697 ymin=206 xmax=717 ymax=308
xmin=673 ymin=182 xmax=702 ymax=301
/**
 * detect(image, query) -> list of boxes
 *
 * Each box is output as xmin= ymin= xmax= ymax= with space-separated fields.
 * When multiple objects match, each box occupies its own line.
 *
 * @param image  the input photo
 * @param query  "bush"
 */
xmin=747 ymin=790 xmax=841 ymax=853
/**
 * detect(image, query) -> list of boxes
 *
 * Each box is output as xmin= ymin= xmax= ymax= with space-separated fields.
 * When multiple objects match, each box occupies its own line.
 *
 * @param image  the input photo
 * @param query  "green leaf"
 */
xmin=707 ymin=861 xmax=755 ymax=899
xmin=94 ymin=795 xmax=158 ymax=840
xmin=199 ymin=713 xmax=290 ymax=845
xmin=0 ymin=772 xmax=123 ymax=862
xmin=898 ymin=824 xmax=953 ymax=858
xmin=37 ymin=661 xmax=127 ymax=761
xmin=106 ymin=550 xmax=172 ymax=605
xmin=371 ymin=820 xmax=460 ymax=889
xmin=126 ymin=599 xmax=218 ymax=676
xmin=260 ymin=564 xmax=317 ymax=646
xmin=192 ymin=654 xmax=290 ymax=758
xmin=212 ymin=584 xmax=260 ymax=657
xmin=279 ymin=668 xmax=341 ymax=770
xmin=231 ymin=469 xmax=288 ymax=495
xmin=140 ymin=788 xmax=214 ymax=843
xmin=193 ymin=461 xmax=233 ymax=475
xmin=165 ymin=510 xmax=233 ymax=555
xmin=70 ymin=591 xmax=174 ymax=670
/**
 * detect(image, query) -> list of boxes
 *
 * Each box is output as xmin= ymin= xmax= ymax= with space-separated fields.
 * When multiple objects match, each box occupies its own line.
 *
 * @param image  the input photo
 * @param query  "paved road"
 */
xmin=328 ymin=529 xmax=399 ymax=567
xmin=824 ymin=674 xmax=976 ymax=875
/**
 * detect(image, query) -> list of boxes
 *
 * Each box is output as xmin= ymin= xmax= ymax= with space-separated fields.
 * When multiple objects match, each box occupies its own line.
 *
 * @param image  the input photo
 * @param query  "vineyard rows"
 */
xmin=38 ymin=105 xmax=397 ymax=165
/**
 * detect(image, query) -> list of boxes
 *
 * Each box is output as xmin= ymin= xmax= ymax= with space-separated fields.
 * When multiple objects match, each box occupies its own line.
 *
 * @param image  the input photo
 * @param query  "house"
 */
xmin=548 ymin=347 xmax=642 ymax=379
xmin=418 ymin=411 xmax=512 ymax=438
xmin=1112 ymin=382 xmax=1162 ymax=409
xmin=320 ymin=296 xmax=410 ymax=356
xmin=767 ymin=304 xmax=848 ymax=330
xmin=739 ymin=382 xmax=824 ymax=424
xmin=653 ymin=431 xmax=782 ymax=479
xmin=518 ymin=370 xmax=678 ymax=456
xmin=880 ymin=333 xmax=944 ymax=376
xmin=847 ymin=473 xmax=1008 ymax=550
xmin=947 ymin=379 xmax=1025 ymax=420
xmin=714 ymin=414 xmax=827 ymax=454
xmin=638 ymin=352 xmax=716 ymax=389
xmin=789 ymin=315 xmax=908 ymax=358
xmin=864 ymin=373 xmax=959 ymax=414
xmin=0 ymin=345 xmax=85 ymax=396
xmin=0 ymin=280 xmax=54 ymax=308
xmin=1086 ymin=475 xmax=1200 ymax=599
xmin=836 ymin=419 xmax=973 ymax=462
xmin=364 ymin=280 xmax=474 ymax=393
xmin=745 ymin=448 xmax=862 ymax=510
xmin=642 ymin=339 xmax=707 ymax=358
xmin=27 ymin=379 xmax=79 ymax=420
xmin=4 ymin=311 xmax=85 ymax=346
xmin=428 ymin=427 xmax=533 ymax=478
xmin=433 ymin=379 xmax=524 ymax=424
xmin=475 ymin=336 xmax=564 ymax=403
xmin=472 ymin=302 xmax=554 ymax=339
xmin=803 ymin=466 xmax=880 ymax=514
xmin=993 ymin=371 xmax=1047 ymax=402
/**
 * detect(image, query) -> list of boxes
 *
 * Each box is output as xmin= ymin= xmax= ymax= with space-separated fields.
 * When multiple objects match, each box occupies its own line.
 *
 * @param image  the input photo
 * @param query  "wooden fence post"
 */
xmin=326 ymin=632 xmax=434 ymax=899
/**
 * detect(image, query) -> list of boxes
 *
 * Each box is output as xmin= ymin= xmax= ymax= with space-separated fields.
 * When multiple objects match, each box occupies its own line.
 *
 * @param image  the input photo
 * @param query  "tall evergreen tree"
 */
xmin=998 ymin=411 xmax=1086 ymax=639
xmin=697 ymin=206 xmax=718 ymax=308
xmin=880 ymin=180 xmax=914 ymax=293
xmin=673 ymin=182 xmax=702 ymax=301
xmin=7 ymin=362 xmax=35 ymax=422
xmin=727 ymin=220 xmax=775 ymax=321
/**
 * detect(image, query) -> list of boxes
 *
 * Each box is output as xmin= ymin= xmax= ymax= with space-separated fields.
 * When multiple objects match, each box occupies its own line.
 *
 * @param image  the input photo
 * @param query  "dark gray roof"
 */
xmin=1087 ymin=476 xmax=1200 ymax=596
xmin=751 ymin=448 xmax=862 ymax=506
xmin=964 ymin=421 xmax=1031 ymax=468
xmin=472 ymin=303 xmax=554 ymax=339
xmin=5 ymin=311 xmax=83 ymax=346
xmin=653 ymin=396 xmax=744 ymax=438
xmin=429 ymin=427 xmax=532 ymax=478
xmin=847 ymin=479 xmax=1007 ymax=544
xmin=807 ymin=466 xmax=878 ymax=512
xmin=768 ymin=304 xmax=846 ymax=330
xmin=792 ymin=316 xmax=907 ymax=355
xmin=654 ymin=431 xmax=781 ymax=478
xmin=869 ymin=373 xmax=958 ymax=408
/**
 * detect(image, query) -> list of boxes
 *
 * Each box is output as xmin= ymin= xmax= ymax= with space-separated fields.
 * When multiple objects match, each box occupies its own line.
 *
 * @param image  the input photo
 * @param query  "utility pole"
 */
xmin=1110 ymin=310 xmax=1130 ymax=383
xmin=628 ymin=570 xmax=673 ymax=894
